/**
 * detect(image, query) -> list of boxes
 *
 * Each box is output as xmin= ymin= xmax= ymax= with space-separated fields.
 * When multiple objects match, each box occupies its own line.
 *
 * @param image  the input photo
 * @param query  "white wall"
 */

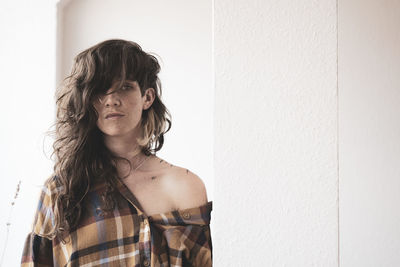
xmin=0 ymin=1 xmax=57 ymax=266
xmin=214 ymin=0 xmax=338 ymax=265
xmin=339 ymin=0 xmax=400 ymax=266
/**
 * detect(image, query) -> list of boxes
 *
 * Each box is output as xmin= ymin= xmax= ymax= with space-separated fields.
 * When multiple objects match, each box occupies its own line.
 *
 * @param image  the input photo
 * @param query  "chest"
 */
xmin=122 ymin=172 xmax=176 ymax=217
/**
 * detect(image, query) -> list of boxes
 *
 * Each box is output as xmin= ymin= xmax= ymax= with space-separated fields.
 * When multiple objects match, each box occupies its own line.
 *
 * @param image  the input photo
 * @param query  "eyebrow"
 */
xmin=113 ymin=80 xmax=137 ymax=86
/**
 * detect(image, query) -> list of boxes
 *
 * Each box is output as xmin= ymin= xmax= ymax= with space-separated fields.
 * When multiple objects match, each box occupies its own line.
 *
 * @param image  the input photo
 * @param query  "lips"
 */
xmin=105 ymin=112 xmax=125 ymax=119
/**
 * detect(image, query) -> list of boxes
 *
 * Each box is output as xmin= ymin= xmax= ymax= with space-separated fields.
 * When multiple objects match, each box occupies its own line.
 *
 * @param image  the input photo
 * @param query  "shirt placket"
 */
xmin=140 ymin=215 xmax=152 ymax=266
xmin=115 ymin=178 xmax=152 ymax=266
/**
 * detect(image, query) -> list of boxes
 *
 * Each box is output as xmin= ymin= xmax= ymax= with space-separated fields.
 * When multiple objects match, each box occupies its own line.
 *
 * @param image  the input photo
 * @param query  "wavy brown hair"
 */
xmin=45 ymin=39 xmax=171 ymax=242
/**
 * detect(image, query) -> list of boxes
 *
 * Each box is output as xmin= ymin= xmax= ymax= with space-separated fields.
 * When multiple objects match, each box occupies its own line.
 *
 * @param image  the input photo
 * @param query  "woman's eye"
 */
xmin=121 ymin=84 xmax=133 ymax=90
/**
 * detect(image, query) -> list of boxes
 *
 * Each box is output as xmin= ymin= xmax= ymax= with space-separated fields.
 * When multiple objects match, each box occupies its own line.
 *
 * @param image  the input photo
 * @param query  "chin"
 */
xmin=100 ymin=127 xmax=125 ymax=136
xmin=103 ymin=127 xmax=138 ymax=138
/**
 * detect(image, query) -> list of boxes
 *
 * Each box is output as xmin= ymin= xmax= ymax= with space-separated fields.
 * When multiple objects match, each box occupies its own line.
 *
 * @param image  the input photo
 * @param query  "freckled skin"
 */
xmin=144 ymin=159 xmax=193 ymax=183
xmin=160 ymin=159 xmax=174 ymax=168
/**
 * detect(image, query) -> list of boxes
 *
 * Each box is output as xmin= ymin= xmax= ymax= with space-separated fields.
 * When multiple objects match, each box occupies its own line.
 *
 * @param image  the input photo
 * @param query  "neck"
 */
xmin=103 ymin=135 xmax=147 ymax=177
xmin=104 ymin=137 xmax=142 ymax=160
xmin=103 ymin=126 xmax=142 ymax=159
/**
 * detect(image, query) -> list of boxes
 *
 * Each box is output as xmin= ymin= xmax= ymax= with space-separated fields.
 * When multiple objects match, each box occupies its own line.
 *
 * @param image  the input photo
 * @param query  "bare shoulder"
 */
xmin=157 ymin=161 xmax=209 ymax=211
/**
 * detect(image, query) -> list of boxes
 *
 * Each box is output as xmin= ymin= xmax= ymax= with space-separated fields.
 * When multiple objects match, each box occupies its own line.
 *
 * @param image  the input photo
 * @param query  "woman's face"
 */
xmin=93 ymin=79 xmax=154 ymax=138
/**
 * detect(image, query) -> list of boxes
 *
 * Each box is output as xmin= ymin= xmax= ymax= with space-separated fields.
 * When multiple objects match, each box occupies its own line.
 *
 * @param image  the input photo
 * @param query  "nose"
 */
xmin=100 ymin=89 xmax=121 ymax=107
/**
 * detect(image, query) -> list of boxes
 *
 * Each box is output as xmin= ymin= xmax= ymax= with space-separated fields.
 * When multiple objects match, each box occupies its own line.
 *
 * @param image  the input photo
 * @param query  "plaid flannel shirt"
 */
xmin=21 ymin=176 xmax=213 ymax=266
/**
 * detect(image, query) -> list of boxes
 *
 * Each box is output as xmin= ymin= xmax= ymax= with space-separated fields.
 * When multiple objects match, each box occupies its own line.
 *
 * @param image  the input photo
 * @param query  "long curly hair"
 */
xmin=45 ymin=39 xmax=171 ymax=242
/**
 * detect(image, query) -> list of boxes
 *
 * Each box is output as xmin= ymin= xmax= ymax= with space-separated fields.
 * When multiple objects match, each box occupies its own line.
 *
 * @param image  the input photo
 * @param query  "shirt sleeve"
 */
xmin=185 ymin=224 xmax=213 ymax=267
xmin=21 ymin=177 xmax=58 ymax=267
xmin=21 ymin=233 xmax=53 ymax=267
xmin=149 ymin=201 xmax=213 ymax=267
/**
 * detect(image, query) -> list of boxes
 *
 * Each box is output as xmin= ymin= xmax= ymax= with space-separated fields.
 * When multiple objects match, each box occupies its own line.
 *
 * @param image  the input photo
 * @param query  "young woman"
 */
xmin=21 ymin=39 xmax=213 ymax=266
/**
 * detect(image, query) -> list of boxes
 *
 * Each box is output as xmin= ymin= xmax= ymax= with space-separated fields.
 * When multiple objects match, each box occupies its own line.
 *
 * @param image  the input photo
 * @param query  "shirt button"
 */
xmin=143 ymin=259 xmax=150 ymax=266
xmin=182 ymin=211 xmax=191 ymax=219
